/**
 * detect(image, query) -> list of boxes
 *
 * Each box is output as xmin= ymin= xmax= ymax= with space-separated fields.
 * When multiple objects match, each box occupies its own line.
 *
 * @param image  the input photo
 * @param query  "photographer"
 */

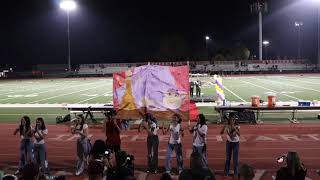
xmin=88 ymin=139 xmax=114 ymax=180
xmin=110 ymin=151 xmax=135 ymax=180
xmin=104 ymin=110 xmax=122 ymax=154
xmin=188 ymin=114 xmax=208 ymax=166
xmin=275 ymin=151 xmax=307 ymax=180
xmin=220 ymin=114 xmax=240 ymax=177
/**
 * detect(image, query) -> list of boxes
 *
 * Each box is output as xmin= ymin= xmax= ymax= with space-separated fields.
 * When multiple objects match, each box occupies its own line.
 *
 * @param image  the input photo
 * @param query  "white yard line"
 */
xmin=0 ymin=82 xmax=72 ymax=96
xmin=0 ymin=81 xmax=106 ymax=102
xmin=76 ymin=91 xmax=112 ymax=104
xmin=224 ymin=85 xmax=246 ymax=102
xmin=252 ymin=77 xmax=320 ymax=93
xmin=28 ymin=84 xmax=108 ymax=103
xmin=241 ymin=79 xmax=300 ymax=100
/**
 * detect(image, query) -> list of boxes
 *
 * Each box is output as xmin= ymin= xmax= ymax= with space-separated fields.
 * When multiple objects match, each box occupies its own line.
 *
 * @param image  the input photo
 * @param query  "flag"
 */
xmin=113 ymin=65 xmax=190 ymax=120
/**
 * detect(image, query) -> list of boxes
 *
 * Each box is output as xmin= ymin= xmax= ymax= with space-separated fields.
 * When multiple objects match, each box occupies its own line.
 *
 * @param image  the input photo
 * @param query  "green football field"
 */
xmin=0 ymin=75 xmax=320 ymax=124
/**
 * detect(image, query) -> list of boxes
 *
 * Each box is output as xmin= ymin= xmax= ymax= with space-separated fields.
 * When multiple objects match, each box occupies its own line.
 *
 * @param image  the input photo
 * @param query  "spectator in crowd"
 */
xmin=162 ymin=114 xmax=184 ymax=174
xmin=104 ymin=110 xmax=122 ymax=153
xmin=138 ymin=113 xmax=159 ymax=173
xmin=13 ymin=116 xmax=33 ymax=175
xmin=87 ymin=139 xmax=106 ymax=180
xmin=70 ymin=114 xmax=90 ymax=176
xmin=238 ymin=164 xmax=254 ymax=180
xmin=179 ymin=151 xmax=215 ymax=180
xmin=20 ymin=154 xmax=39 ymax=180
xmin=220 ymin=114 xmax=240 ymax=177
xmin=190 ymin=81 xmax=194 ymax=97
xmin=2 ymin=175 xmax=18 ymax=180
xmin=188 ymin=114 xmax=208 ymax=166
xmin=111 ymin=151 xmax=135 ymax=180
xmin=160 ymin=173 xmax=172 ymax=180
xmin=275 ymin=151 xmax=307 ymax=180
xmin=33 ymin=117 xmax=49 ymax=175
xmin=195 ymin=80 xmax=201 ymax=97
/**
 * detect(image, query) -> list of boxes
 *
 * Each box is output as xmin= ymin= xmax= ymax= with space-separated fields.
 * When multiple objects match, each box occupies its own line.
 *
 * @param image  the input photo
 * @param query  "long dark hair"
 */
xmin=198 ymin=114 xmax=206 ymax=127
xmin=35 ymin=117 xmax=46 ymax=130
xmin=76 ymin=114 xmax=85 ymax=130
xmin=19 ymin=116 xmax=31 ymax=135
xmin=145 ymin=113 xmax=156 ymax=124
xmin=90 ymin=139 xmax=106 ymax=156
xmin=287 ymin=151 xmax=302 ymax=176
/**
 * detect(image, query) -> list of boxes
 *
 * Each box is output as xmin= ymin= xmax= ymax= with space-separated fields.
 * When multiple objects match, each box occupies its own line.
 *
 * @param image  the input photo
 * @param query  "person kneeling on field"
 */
xmin=179 ymin=151 xmax=215 ymax=180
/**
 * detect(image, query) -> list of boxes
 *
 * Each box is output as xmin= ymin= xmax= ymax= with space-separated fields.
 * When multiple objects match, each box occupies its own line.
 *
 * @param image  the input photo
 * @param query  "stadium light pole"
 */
xmin=205 ymin=36 xmax=210 ymax=60
xmin=60 ymin=0 xmax=76 ymax=72
xmin=294 ymin=21 xmax=303 ymax=60
xmin=263 ymin=40 xmax=270 ymax=60
xmin=250 ymin=1 xmax=268 ymax=61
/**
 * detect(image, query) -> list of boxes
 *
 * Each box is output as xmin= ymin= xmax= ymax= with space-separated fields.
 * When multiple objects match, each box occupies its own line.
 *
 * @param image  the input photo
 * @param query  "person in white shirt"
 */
xmin=162 ymin=114 xmax=184 ymax=174
xmin=188 ymin=114 xmax=208 ymax=166
xmin=138 ymin=113 xmax=159 ymax=173
xmin=13 ymin=116 xmax=33 ymax=175
xmin=220 ymin=114 xmax=240 ymax=177
xmin=33 ymin=117 xmax=49 ymax=174
xmin=70 ymin=114 xmax=90 ymax=176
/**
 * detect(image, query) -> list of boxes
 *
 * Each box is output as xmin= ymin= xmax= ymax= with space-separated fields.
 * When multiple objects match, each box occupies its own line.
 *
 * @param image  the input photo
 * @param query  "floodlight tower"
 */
xmin=60 ymin=0 xmax=77 ymax=72
xmin=250 ymin=0 xmax=268 ymax=61
xmin=294 ymin=21 xmax=303 ymax=60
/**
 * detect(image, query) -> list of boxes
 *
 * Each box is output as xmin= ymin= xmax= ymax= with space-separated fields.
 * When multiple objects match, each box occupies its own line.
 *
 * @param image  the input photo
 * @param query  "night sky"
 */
xmin=0 ymin=0 xmax=319 ymax=67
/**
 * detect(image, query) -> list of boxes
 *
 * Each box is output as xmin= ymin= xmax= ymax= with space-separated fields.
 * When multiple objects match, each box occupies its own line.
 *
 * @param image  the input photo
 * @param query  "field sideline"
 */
xmin=0 ymin=75 xmax=320 ymax=124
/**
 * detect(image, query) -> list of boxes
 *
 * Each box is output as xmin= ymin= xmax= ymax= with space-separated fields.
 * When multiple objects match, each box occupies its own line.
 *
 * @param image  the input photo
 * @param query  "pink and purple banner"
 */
xmin=113 ymin=65 xmax=190 ymax=120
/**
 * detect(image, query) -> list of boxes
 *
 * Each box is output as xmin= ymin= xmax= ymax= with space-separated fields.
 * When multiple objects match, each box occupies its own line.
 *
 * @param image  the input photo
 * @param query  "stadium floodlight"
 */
xmin=60 ymin=0 xmax=77 ymax=11
xmin=294 ymin=21 xmax=303 ymax=59
xmin=60 ymin=0 xmax=77 ymax=72
xmin=294 ymin=21 xmax=303 ymax=27
xmin=262 ymin=40 xmax=270 ymax=46
xmin=205 ymin=36 xmax=210 ymax=40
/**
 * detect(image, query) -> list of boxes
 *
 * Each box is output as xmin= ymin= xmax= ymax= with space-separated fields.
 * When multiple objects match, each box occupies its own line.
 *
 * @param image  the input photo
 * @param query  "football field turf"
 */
xmin=0 ymin=75 xmax=319 ymax=124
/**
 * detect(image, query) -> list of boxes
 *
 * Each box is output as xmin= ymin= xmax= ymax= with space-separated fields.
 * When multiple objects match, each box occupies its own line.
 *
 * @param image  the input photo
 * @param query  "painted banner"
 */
xmin=113 ymin=65 xmax=190 ymax=120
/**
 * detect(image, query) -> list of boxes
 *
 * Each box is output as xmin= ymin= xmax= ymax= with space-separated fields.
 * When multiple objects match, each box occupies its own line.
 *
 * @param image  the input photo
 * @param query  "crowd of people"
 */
xmin=4 ymin=111 xmax=309 ymax=180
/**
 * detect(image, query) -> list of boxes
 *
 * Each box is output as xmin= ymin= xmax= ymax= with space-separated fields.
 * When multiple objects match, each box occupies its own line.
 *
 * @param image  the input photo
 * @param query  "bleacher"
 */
xmin=77 ymin=59 xmax=317 ymax=76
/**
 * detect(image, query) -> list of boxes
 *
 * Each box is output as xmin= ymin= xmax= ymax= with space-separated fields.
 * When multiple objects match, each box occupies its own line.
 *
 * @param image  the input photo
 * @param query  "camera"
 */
xmin=104 ymin=149 xmax=112 ymax=157
xmin=126 ymin=154 xmax=134 ymax=164
xmin=277 ymin=155 xmax=286 ymax=163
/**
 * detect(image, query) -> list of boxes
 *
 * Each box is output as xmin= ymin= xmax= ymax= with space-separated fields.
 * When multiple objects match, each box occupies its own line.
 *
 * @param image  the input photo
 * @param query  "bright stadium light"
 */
xmin=60 ymin=0 xmax=77 ymax=11
xmin=262 ymin=40 xmax=270 ymax=46
xmin=60 ymin=0 xmax=77 ymax=72
xmin=205 ymin=36 xmax=210 ymax=40
xmin=294 ymin=21 xmax=303 ymax=27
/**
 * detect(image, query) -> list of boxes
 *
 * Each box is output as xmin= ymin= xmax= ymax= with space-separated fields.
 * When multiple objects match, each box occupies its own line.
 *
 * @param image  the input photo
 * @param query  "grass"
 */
xmin=0 ymin=75 xmax=320 ymax=124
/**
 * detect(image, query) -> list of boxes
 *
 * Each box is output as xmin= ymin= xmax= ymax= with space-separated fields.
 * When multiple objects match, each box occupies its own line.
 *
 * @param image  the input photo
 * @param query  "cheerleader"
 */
xmin=70 ymin=114 xmax=90 ymax=176
xmin=33 ymin=117 xmax=49 ymax=174
xmin=13 ymin=116 xmax=33 ymax=175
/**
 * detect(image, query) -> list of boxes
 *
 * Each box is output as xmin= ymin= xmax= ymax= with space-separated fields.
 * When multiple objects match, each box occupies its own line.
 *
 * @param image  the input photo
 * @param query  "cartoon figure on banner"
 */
xmin=163 ymin=88 xmax=187 ymax=110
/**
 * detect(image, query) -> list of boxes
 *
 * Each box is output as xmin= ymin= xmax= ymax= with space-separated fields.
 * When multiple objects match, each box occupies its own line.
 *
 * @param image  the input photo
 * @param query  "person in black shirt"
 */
xmin=275 ymin=151 xmax=307 ymax=180
xmin=190 ymin=81 xmax=194 ymax=98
